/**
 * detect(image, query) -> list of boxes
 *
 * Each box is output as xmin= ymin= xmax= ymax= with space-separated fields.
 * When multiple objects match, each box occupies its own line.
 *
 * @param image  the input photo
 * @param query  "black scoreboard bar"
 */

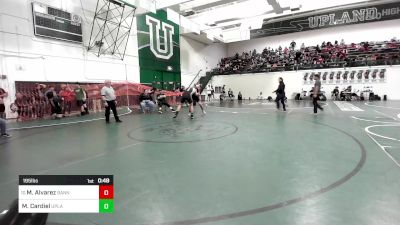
xmin=32 ymin=2 xmax=83 ymax=43
xmin=19 ymin=175 xmax=113 ymax=185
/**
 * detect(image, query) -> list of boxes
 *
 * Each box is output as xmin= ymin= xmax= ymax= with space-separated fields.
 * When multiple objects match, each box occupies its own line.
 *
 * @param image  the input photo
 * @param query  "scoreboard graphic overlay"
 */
xmin=19 ymin=175 xmax=113 ymax=213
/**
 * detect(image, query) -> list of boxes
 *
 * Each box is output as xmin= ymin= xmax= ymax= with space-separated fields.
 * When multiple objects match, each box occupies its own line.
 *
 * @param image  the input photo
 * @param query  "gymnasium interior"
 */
xmin=0 ymin=0 xmax=400 ymax=225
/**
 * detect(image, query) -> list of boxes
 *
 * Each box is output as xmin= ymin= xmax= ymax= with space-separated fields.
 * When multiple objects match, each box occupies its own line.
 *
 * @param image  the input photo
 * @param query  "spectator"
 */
xmin=150 ymin=86 xmax=157 ymax=103
xmin=0 ymin=87 xmax=8 ymax=119
xmin=284 ymin=47 xmax=289 ymax=54
xmin=238 ymin=91 xmax=243 ymax=101
xmin=59 ymin=84 xmax=74 ymax=115
xmin=211 ymin=85 xmax=215 ymax=99
xmin=139 ymin=89 xmax=156 ymax=113
xmin=290 ymin=40 xmax=296 ymax=50
xmin=87 ymin=84 xmax=102 ymax=113
xmin=363 ymin=42 xmax=370 ymax=51
xmin=210 ymin=38 xmax=399 ymax=75
xmin=228 ymin=88 xmax=234 ymax=100
xmin=14 ymin=92 xmax=24 ymax=122
xmin=74 ymin=83 xmax=89 ymax=116
xmin=206 ymin=85 xmax=212 ymax=101
xmin=45 ymin=86 xmax=62 ymax=119
xmin=316 ymin=45 xmax=321 ymax=53
xmin=34 ymin=83 xmax=46 ymax=118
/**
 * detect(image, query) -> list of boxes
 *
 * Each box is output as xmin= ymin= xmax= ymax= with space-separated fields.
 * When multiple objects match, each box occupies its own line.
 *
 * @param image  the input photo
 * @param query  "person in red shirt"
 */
xmin=59 ymin=84 xmax=74 ymax=115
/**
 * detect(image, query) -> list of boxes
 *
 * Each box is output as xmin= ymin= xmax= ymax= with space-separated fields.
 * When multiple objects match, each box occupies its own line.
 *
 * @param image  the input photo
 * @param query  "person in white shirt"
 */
xmin=206 ymin=85 xmax=212 ymax=101
xmin=101 ymin=80 xmax=122 ymax=123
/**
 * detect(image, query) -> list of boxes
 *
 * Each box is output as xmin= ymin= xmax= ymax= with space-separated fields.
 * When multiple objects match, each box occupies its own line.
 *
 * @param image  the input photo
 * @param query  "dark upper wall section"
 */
xmin=251 ymin=2 xmax=400 ymax=39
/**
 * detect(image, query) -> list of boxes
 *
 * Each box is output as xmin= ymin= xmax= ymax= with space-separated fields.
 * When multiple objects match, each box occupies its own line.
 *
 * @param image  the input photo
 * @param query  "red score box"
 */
xmin=99 ymin=185 xmax=114 ymax=199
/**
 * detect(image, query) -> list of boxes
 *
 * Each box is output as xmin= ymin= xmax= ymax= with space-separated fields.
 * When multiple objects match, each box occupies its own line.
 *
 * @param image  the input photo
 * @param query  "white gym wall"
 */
xmin=0 ymin=0 xmax=140 ymax=84
xmin=180 ymin=36 xmax=227 ymax=87
xmin=210 ymin=66 xmax=400 ymax=100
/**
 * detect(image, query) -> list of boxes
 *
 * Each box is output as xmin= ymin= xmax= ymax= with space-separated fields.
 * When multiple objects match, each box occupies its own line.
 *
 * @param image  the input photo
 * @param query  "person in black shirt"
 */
xmin=221 ymin=85 xmax=226 ymax=100
xmin=228 ymin=88 xmax=234 ymax=100
xmin=173 ymin=86 xmax=195 ymax=119
xmin=238 ymin=91 xmax=243 ymax=101
xmin=139 ymin=89 xmax=156 ymax=113
xmin=313 ymin=74 xmax=324 ymax=114
xmin=273 ymin=77 xmax=286 ymax=111
xmin=157 ymin=90 xmax=175 ymax=114
xmin=0 ymin=88 xmax=8 ymax=119
xmin=332 ymin=86 xmax=339 ymax=100
xmin=290 ymin=40 xmax=296 ymax=50
xmin=192 ymin=84 xmax=206 ymax=114
xmin=45 ymin=86 xmax=62 ymax=118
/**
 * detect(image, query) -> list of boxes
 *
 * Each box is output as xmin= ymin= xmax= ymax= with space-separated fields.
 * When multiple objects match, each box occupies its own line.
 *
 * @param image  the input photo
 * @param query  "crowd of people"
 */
xmin=212 ymin=38 xmax=400 ymax=75
xmin=0 ymin=77 xmax=330 ymax=138
xmin=11 ymin=82 xmax=97 ymax=121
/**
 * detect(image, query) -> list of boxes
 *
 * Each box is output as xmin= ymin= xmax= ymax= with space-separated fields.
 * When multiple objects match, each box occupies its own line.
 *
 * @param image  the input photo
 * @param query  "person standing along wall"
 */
xmin=206 ymin=85 xmax=212 ymax=101
xmin=238 ymin=91 xmax=243 ymax=101
xmin=313 ymin=74 xmax=324 ymax=114
xmin=34 ymin=83 xmax=46 ymax=118
xmin=0 ymin=88 xmax=8 ymax=119
xmin=45 ymin=86 xmax=62 ymax=119
xmin=87 ymin=84 xmax=102 ymax=113
xmin=59 ymin=84 xmax=74 ymax=115
xmin=101 ymin=80 xmax=122 ymax=123
xmin=74 ymin=83 xmax=89 ymax=116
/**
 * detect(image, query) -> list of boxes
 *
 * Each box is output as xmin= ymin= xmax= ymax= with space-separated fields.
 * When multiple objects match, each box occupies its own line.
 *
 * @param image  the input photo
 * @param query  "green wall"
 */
xmin=137 ymin=10 xmax=181 ymax=90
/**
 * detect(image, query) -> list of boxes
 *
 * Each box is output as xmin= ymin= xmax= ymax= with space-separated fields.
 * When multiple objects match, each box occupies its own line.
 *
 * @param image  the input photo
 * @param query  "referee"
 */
xmin=101 ymin=80 xmax=122 ymax=123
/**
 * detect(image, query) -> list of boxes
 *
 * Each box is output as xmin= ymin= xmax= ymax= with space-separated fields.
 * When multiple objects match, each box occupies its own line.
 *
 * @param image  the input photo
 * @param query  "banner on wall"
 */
xmin=251 ymin=2 xmax=400 ymax=39
xmin=136 ymin=10 xmax=181 ymax=88
xmin=303 ymin=69 xmax=386 ymax=85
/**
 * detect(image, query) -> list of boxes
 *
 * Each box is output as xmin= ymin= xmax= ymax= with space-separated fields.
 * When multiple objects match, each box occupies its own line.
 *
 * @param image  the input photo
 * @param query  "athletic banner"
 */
xmin=251 ymin=2 xmax=400 ymax=39
xmin=136 ymin=10 xmax=181 ymax=89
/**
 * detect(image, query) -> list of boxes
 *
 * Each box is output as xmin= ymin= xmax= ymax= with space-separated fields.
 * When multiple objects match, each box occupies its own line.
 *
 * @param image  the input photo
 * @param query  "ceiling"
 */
xmin=121 ymin=0 xmax=395 ymax=43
